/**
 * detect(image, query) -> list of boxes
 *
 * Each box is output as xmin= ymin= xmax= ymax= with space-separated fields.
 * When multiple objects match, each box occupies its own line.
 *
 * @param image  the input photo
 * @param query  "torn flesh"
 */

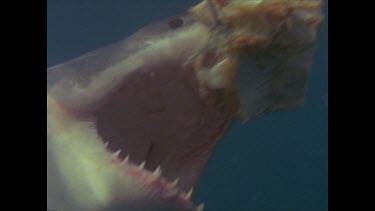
xmin=47 ymin=0 xmax=324 ymax=210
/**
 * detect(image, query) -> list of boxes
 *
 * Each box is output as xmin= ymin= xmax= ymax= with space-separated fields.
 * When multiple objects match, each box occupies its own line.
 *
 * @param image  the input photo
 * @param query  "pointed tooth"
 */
xmin=138 ymin=161 xmax=146 ymax=169
xmin=153 ymin=166 xmax=162 ymax=177
xmin=196 ymin=203 xmax=205 ymax=211
xmin=124 ymin=155 xmax=130 ymax=163
xmin=104 ymin=142 xmax=109 ymax=148
xmin=171 ymin=177 xmax=179 ymax=187
xmin=120 ymin=155 xmax=130 ymax=165
xmin=112 ymin=150 xmax=121 ymax=159
xmin=185 ymin=187 xmax=193 ymax=200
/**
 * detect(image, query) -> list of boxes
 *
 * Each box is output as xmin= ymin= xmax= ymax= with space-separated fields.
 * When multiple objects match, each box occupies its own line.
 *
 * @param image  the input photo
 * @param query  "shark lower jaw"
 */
xmin=48 ymin=93 xmax=211 ymax=211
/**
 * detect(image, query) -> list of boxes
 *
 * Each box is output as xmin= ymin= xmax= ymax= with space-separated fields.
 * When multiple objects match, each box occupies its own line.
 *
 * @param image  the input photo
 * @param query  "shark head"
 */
xmin=47 ymin=1 xmax=323 ymax=210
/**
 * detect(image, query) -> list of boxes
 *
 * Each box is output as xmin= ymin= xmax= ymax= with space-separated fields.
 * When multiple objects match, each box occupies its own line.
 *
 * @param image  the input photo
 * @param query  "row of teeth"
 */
xmin=107 ymin=144 xmax=205 ymax=211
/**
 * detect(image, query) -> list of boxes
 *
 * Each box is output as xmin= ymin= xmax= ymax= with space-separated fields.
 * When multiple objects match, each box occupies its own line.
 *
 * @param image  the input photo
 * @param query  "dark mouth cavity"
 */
xmin=93 ymin=60 xmax=234 ymax=192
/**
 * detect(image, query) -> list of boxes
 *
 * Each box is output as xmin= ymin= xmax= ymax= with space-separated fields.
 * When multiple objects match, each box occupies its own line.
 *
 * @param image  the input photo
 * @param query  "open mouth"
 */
xmin=91 ymin=59 xmax=235 ymax=195
xmin=47 ymin=57 xmax=230 ymax=210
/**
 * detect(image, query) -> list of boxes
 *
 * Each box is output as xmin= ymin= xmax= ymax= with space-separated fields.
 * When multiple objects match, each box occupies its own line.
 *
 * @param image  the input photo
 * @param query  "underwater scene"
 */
xmin=48 ymin=0 xmax=328 ymax=211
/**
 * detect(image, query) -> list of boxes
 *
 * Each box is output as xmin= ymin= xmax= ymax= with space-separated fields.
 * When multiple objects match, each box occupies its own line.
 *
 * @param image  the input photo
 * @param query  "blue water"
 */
xmin=48 ymin=1 xmax=328 ymax=210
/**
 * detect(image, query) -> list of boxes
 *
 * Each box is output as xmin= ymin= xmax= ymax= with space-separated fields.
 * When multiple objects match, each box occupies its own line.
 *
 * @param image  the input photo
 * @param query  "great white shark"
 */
xmin=47 ymin=0 xmax=324 ymax=210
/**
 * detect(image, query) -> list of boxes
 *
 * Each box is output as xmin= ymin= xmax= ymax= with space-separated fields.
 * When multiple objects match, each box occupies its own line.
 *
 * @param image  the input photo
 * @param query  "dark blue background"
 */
xmin=47 ymin=1 xmax=328 ymax=210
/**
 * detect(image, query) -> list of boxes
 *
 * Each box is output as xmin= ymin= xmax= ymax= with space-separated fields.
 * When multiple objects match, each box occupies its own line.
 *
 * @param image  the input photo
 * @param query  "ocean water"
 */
xmin=47 ymin=1 xmax=328 ymax=210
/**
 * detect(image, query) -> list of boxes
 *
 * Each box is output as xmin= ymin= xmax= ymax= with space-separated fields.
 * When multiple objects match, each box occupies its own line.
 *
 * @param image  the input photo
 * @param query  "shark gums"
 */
xmin=47 ymin=0 xmax=324 ymax=210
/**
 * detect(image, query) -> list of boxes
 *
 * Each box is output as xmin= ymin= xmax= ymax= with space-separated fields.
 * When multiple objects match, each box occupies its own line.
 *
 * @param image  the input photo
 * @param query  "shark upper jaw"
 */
xmin=47 ymin=1 xmax=323 ymax=210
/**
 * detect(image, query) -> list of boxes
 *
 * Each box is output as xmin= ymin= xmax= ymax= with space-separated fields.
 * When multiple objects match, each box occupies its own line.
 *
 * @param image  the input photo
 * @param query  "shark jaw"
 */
xmin=47 ymin=0 xmax=323 ymax=210
xmin=48 ymin=95 xmax=205 ymax=211
xmin=47 ymin=52 xmax=233 ymax=211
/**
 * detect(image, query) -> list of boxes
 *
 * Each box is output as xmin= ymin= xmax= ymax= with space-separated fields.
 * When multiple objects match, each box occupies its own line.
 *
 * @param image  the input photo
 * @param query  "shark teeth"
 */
xmin=138 ymin=161 xmax=146 ymax=169
xmin=196 ymin=203 xmax=205 ymax=211
xmin=124 ymin=155 xmax=130 ymax=163
xmin=101 ymin=144 xmax=203 ymax=210
xmin=153 ymin=165 xmax=162 ymax=178
xmin=106 ymin=148 xmax=201 ymax=209
xmin=120 ymin=155 xmax=130 ymax=165
xmin=171 ymin=177 xmax=179 ymax=187
xmin=112 ymin=149 xmax=121 ymax=159
xmin=185 ymin=187 xmax=194 ymax=200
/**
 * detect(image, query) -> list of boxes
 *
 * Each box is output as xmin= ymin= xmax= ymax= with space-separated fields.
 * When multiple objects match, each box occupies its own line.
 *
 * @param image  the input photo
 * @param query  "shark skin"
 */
xmin=47 ymin=1 xmax=324 ymax=210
